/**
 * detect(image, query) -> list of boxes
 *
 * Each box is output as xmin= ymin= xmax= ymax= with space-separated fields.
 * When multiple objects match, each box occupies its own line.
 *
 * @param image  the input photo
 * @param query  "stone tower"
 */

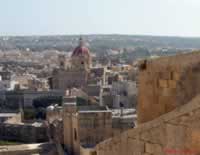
xmin=58 ymin=54 xmax=66 ymax=69
xmin=63 ymin=102 xmax=77 ymax=154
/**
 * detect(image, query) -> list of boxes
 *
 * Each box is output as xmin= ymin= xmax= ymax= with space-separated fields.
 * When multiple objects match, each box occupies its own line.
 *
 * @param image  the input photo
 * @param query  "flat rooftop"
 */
xmin=79 ymin=110 xmax=112 ymax=113
xmin=0 ymin=143 xmax=55 ymax=154
xmin=0 ymin=113 xmax=18 ymax=117
xmin=112 ymin=114 xmax=137 ymax=119
xmin=63 ymin=102 xmax=76 ymax=105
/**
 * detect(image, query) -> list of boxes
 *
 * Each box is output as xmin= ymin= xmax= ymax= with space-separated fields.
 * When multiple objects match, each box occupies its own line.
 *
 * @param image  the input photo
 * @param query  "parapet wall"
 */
xmin=93 ymin=94 xmax=200 ymax=155
xmin=138 ymin=51 xmax=200 ymax=123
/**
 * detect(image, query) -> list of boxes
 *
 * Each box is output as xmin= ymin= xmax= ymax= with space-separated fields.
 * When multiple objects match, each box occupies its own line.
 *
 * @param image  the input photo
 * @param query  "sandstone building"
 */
xmin=50 ymin=38 xmax=92 ymax=90
xmin=63 ymin=103 xmax=112 ymax=155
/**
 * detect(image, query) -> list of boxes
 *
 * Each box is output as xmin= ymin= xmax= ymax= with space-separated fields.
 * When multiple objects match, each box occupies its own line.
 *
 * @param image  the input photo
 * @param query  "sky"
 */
xmin=0 ymin=0 xmax=200 ymax=37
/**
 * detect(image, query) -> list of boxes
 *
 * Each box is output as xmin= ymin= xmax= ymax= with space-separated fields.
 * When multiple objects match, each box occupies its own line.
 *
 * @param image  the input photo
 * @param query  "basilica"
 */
xmin=49 ymin=37 xmax=105 ymax=91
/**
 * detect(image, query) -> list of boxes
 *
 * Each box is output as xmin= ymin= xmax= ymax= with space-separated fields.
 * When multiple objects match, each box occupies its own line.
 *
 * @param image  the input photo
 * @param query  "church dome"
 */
xmin=71 ymin=37 xmax=90 ymax=57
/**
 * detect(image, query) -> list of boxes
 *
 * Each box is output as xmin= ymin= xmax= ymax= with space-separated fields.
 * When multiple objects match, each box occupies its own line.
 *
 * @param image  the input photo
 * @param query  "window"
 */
xmin=74 ymin=128 xmax=77 ymax=141
xmin=120 ymin=102 xmax=124 ymax=108
xmin=123 ymin=91 xmax=127 ymax=96
xmin=60 ymin=61 xmax=64 ymax=67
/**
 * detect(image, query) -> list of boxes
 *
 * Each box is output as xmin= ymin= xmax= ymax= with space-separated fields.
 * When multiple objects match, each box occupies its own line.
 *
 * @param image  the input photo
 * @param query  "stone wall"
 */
xmin=138 ymin=52 xmax=200 ymax=123
xmin=93 ymin=95 xmax=200 ymax=155
xmin=0 ymin=123 xmax=48 ymax=143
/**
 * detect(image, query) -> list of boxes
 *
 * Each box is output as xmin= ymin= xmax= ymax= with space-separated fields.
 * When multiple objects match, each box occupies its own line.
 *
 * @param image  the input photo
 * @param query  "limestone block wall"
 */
xmin=93 ymin=95 xmax=200 ymax=155
xmin=138 ymin=52 xmax=200 ymax=123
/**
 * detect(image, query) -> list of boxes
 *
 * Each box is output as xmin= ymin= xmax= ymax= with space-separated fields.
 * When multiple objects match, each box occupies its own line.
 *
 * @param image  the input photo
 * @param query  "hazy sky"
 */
xmin=1 ymin=0 xmax=200 ymax=36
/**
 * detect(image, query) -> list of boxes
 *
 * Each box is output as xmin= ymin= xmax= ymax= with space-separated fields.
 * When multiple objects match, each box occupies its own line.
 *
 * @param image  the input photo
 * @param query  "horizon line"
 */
xmin=1 ymin=33 xmax=200 ymax=39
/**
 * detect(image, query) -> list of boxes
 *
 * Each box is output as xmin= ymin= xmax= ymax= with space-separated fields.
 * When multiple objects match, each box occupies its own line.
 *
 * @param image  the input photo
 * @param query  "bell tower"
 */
xmin=58 ymin=54 xmax=66 ymax=69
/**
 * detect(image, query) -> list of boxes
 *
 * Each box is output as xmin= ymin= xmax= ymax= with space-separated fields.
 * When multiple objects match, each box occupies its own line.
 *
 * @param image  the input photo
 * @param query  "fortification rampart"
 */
xmin=93 ymin=94 xmax=200 ymax=155
xmin=138 ymin=51 xmax=200 ymax=123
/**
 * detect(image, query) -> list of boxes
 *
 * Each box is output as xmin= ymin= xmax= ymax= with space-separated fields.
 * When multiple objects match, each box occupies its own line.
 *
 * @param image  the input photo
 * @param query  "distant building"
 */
xmin=0 ymin=71 xmax=17 ymax=91
xmin=13 ymin=74 xmax=48 ymax=91
xmin=47 ymin=97 xmax=135 ymax=155
xmin=50 ymin=37 xmax=92 ymax=90
xmin=0 ymin=113 xmax=21 ymax=123
xmin=111 ymin=81 xmax=137 ymax=108
xmin=63 ymin=103 xmax=112 ymax=155
xmin=5 ymin=89 xmax=65 ymax=110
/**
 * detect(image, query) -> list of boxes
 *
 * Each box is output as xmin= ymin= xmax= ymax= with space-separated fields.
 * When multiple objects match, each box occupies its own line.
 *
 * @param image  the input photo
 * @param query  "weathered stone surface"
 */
xmin=168 ymin=80 xmax=177 ymax=88
xmin=165 ymin=123 xmax=188 ymax=149
xmin=138 ymin=51 xmax=200 ymax=124
xmin=145 ymin=143 xmax=162 ymax=155
xmin=127 ymin=138 xmax=144 ymax=155
xmin=94 ymin=95 xmax=200 ymax=155
xmin=120 ymin=132 xmax=128 ymax=155
xmin=82 ymin=52 xmax=200 ymax=155
xmin=190 ymin=129 xmax=200 ymax=153
xmin=159 ymin=80 xmax=168 ymax=88
xmin=140 ymin=123 xmax=166 ymax=145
